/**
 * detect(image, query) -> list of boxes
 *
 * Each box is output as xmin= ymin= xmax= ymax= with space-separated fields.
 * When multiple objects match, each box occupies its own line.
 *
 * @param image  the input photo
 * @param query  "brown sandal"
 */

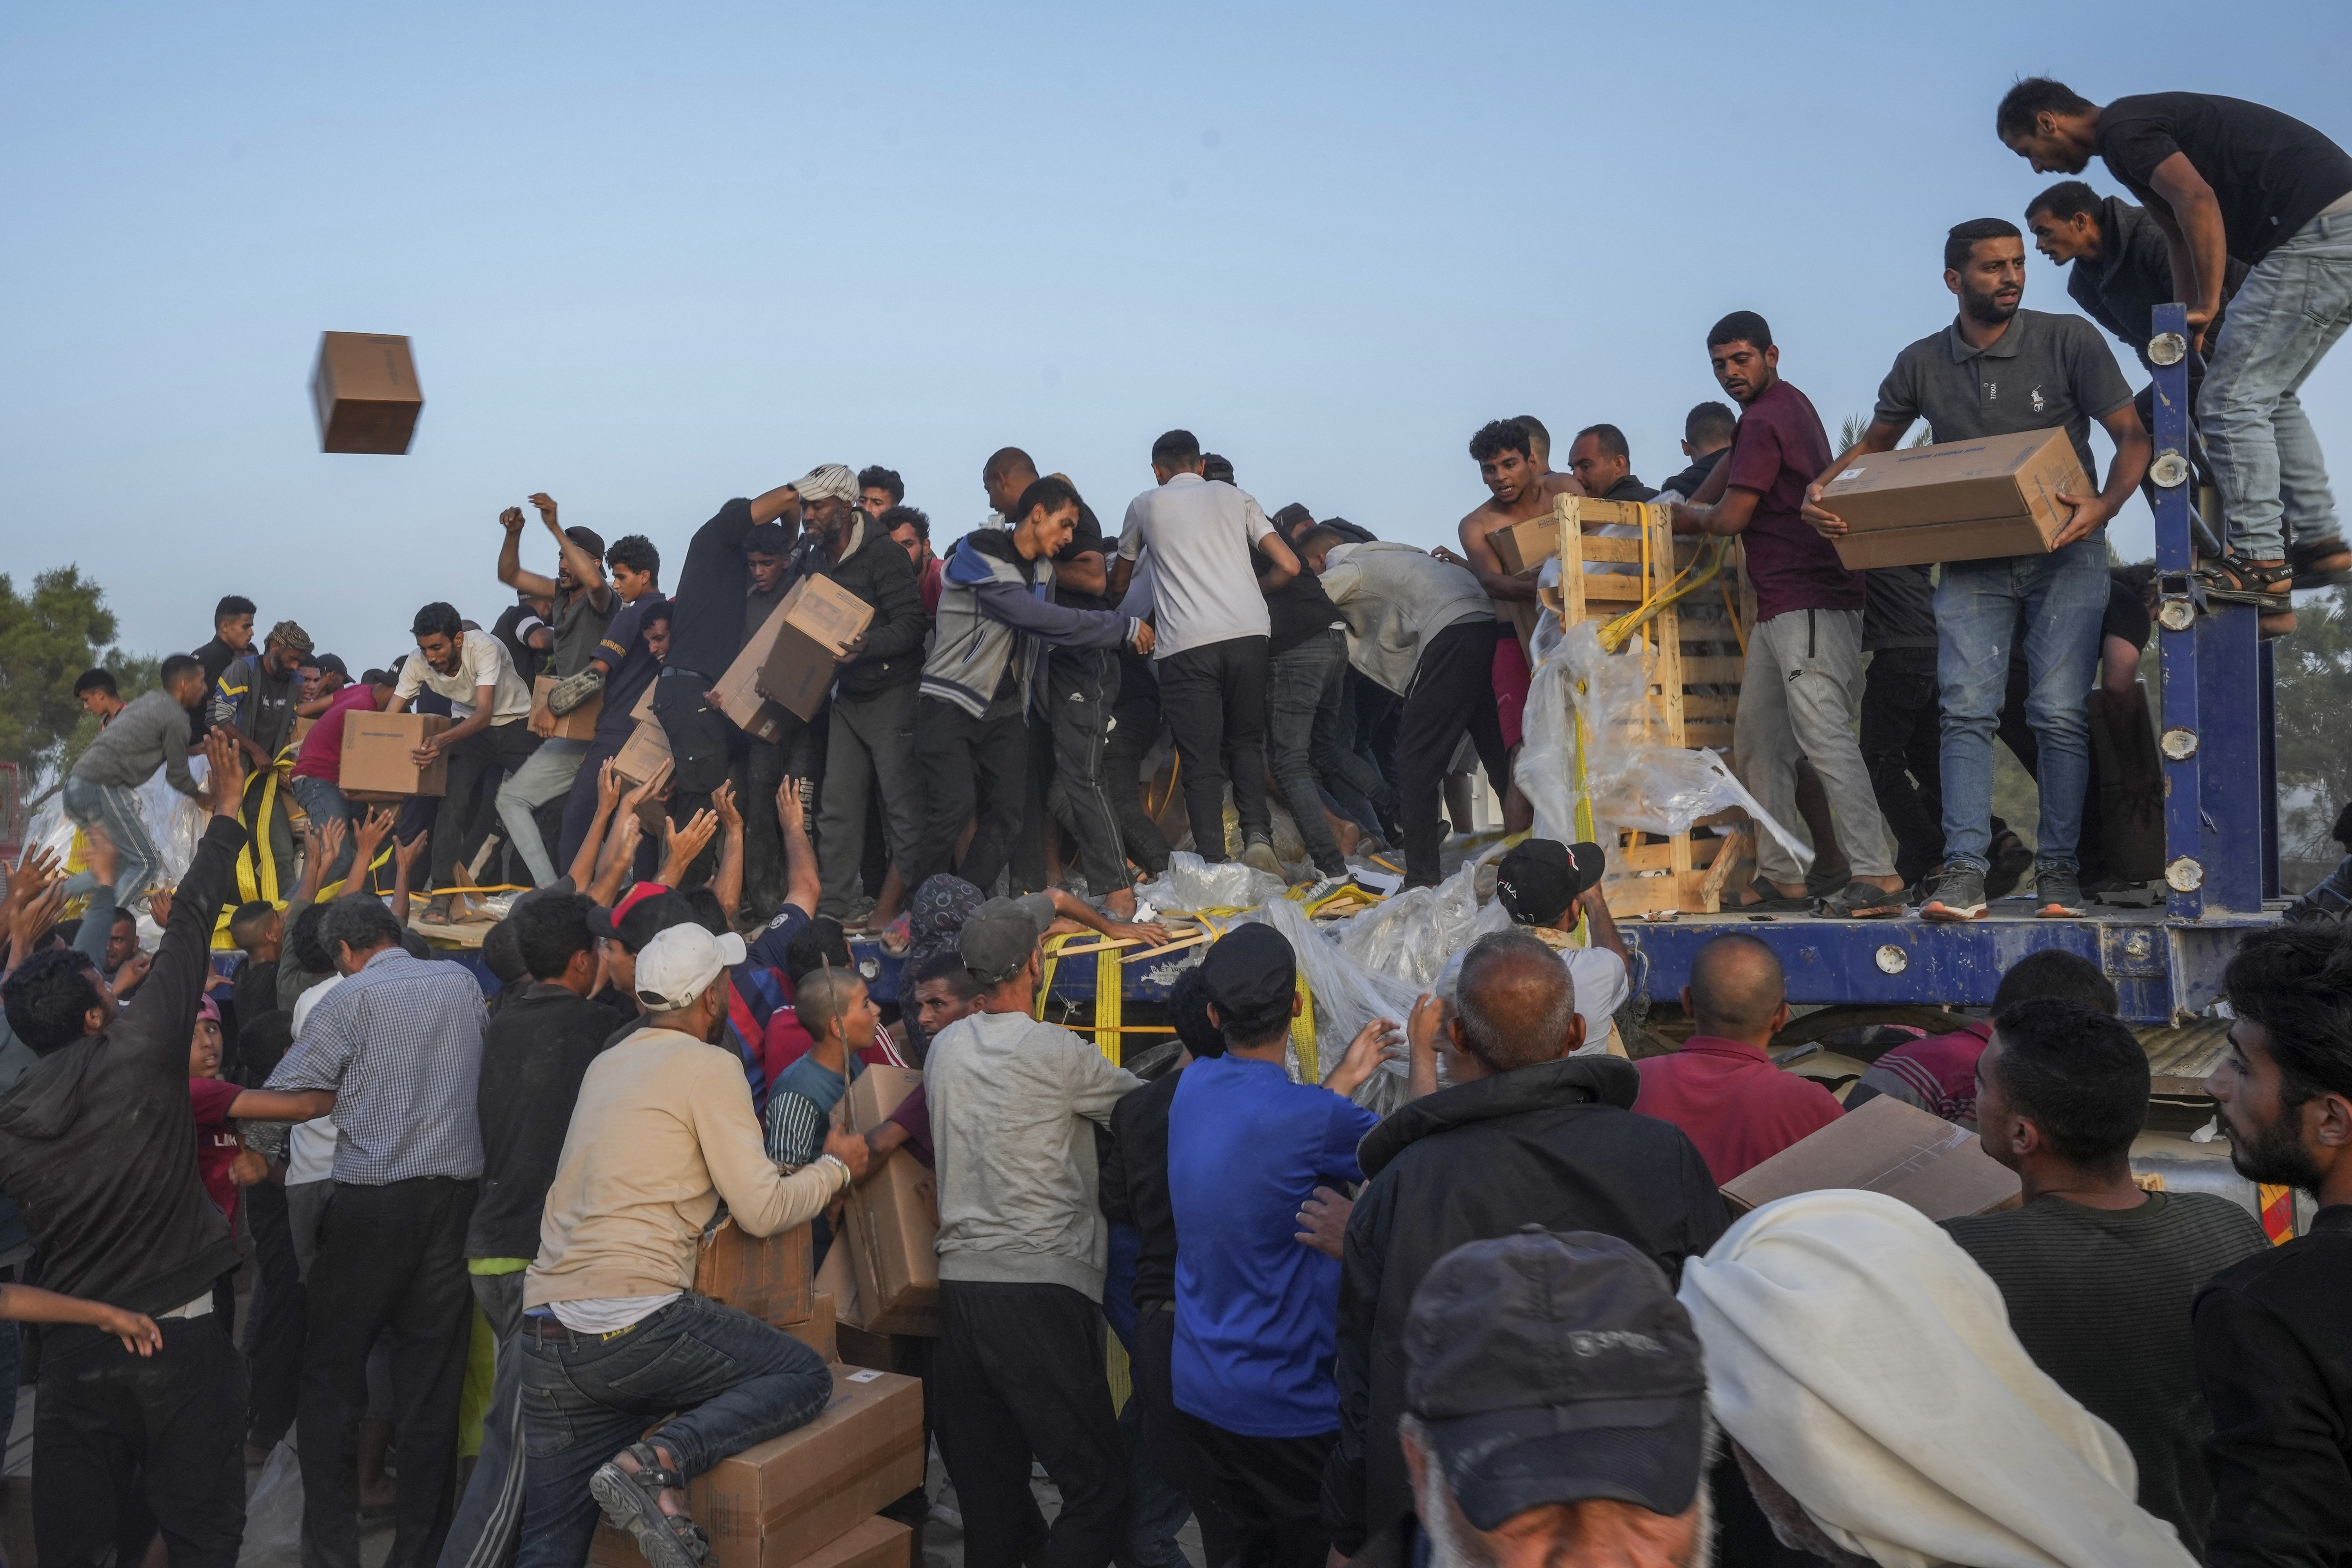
xmin=2290 ymin=537 xmax=2351 ymax=591
xmin=2197 ymin=556 xmax=2296 ymax=638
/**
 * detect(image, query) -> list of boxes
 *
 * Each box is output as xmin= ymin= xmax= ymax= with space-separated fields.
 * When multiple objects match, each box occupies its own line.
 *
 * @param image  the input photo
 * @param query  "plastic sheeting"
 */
xmin=1252 ymin=898 xmax=1425 ymax=1114
xmin=1134 ymin=851 xmax=1287 ymax=913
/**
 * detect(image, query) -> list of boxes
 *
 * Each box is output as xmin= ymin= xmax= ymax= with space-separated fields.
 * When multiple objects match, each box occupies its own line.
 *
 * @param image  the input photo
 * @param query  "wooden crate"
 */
xmin=1537 ymin=494 xmax=1756 ymax=916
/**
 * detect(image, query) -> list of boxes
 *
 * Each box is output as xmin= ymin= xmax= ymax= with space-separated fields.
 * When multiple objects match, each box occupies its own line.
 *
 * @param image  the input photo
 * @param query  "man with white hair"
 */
xmin=1363 ymin=1230 xmax=1712 ymax=1568
xmin=655 ymin=467 xmax=852 ymax=839
xmin=512 ymin=921 xmax=871 ymax=1568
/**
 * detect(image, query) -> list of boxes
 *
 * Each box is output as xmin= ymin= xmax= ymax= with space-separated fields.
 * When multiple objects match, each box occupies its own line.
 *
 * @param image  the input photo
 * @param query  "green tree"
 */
xmin=0 ymin=567 xmax=158 ymax=809
xmin=2274 ymin=584 xmax=2352 ymax=857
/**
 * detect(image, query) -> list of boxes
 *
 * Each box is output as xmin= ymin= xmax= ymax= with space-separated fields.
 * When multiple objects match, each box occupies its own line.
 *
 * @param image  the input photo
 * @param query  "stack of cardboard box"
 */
xmin=815 ymin=1066 xmax=942 ymax=1340
xmin=589 ymin=1219 xmax=924 ymax=1568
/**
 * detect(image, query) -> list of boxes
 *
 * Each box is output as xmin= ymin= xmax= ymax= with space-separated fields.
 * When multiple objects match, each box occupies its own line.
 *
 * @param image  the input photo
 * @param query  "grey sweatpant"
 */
xmin=1732 ymin=607 xmax=1893 ymax=885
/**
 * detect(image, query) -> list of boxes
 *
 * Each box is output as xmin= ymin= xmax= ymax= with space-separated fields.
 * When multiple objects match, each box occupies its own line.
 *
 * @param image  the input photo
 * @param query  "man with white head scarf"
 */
xmin=1678 ymin=1189 xmax=2198 ymax=1568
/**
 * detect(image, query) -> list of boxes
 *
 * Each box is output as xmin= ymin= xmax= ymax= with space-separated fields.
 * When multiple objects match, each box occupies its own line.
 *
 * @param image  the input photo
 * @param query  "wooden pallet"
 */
xmin=1535 ymin=494 xmax=1756 ymax=916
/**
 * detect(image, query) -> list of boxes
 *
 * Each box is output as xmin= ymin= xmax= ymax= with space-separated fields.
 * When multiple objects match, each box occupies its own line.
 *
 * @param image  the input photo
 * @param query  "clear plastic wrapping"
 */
xmin=22 ymin=757 xmax=213 ymax=900
xmin=1133 ymin=850 xmax=1287 ymax=913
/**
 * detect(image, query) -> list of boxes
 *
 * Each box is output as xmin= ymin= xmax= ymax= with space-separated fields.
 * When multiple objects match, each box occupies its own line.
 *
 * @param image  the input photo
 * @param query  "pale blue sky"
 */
xmin=5 ymin=1 xmax=2348 ymax=666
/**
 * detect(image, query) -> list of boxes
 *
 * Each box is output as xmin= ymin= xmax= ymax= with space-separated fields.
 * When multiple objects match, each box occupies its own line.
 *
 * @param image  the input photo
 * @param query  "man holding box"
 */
xmin=1803 ymin=221 xmax=2149 ymax=921
xmin=493 ymin=494 xmax=616 ymax=889
xmin=394 ymin=603 xmax=542 ymax=926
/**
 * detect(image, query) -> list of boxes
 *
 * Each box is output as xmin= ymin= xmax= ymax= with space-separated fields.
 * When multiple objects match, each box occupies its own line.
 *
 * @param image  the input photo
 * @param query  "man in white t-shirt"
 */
xmin=1490 ymin=839 xmax=1632 ymax=1055
xmin=1109 ymin=429 xmax=1302 ymax=875
xmin=392 ymin=601 xmax=539 ymax=924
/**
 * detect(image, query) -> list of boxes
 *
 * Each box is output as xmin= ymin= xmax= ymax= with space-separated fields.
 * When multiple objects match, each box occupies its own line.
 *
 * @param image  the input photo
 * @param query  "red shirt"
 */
xmin=918 ymin=556 xmax=945 ymax=617
xmin=1633 ymin=1034 xmax=1844 ymax=1185
xmin=189 ymin=1076 xmax=244 ymax=1223
xmin=1722 ymin=377 xmax=1864 ymax=622
xmin=294 ymin=682 xmax=381 ymax=782
xmin=1859 ymin=1020 xmax=1993 ymax=1129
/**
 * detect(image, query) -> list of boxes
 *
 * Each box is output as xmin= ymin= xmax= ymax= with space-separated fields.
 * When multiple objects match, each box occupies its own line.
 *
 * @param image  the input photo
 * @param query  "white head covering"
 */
xmin=1677 ymin=1189 xmax=2198 ymax=1568
xmin=632 ymin=924 xmax=748 ymax=1011
xmin=794 ymin=464 xmax=858 ymax=504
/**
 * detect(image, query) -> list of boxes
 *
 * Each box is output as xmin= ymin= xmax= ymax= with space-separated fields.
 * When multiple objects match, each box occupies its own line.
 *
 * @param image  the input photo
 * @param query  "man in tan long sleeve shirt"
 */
xmin=514 ymin=924 xmax=869 ymax=1568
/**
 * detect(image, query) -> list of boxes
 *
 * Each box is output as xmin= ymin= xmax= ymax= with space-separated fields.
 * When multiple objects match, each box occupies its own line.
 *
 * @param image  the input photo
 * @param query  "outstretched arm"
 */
xmin=496 ymin=506 xmax=561 ymax=600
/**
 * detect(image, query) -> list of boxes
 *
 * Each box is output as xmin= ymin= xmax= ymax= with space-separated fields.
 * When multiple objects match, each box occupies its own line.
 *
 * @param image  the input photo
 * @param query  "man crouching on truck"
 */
xmin=514 ymin=922 xmax=871 ymax=1568
xmin=1802 ymin=219 xmax=2149 ymax=923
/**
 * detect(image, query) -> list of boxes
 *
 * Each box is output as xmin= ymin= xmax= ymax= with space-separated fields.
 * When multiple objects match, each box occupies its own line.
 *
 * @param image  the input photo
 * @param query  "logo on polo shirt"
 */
xmin=2030 ymin=386 xmax=2048 ymax=413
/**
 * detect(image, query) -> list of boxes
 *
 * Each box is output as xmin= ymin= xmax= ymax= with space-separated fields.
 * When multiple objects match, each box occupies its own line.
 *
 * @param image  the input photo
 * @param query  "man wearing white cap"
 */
xmin=512 ymin=923 xmax=871 ymax=1568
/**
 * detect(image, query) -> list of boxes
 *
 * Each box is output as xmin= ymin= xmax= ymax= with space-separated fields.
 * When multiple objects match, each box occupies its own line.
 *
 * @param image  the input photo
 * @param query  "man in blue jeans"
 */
xmin=1998 ymin=80 xmax=2352 ymax=635
xmin=1806 ymin=218 xmax=2149 ymax=920
xmin=515 ymin=922 xmax=867 ymax=1568
xmin=60 ymin=654 xmax=215 ymax=900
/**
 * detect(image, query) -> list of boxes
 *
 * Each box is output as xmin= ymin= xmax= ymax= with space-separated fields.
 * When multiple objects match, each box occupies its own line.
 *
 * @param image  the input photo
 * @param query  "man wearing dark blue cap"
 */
xmin=1166 ymin=926 xmax=1404 ymax=1568
xmin=1370 ymin=1229 xmax=1711 ymax=1568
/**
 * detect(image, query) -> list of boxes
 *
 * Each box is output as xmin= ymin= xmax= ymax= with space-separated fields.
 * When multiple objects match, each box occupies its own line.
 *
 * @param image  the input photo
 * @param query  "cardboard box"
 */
xmin=311 ymin=332 xmax=424 ymax=455
xmin=838 ymin=1067 xmax=940 ymax=1337
xmin=588 ymin=1364 xmax=924 ymax=1568
xmin=1719 ymin=1094 xmax=2023 ymax=1221
xmin=784 ymin=1293 xmax=837 ymax=1363
xmin=715 ymin=602 xmax=799 ymax=745
xmin=693 ymin=1218 xmax=815 ymax=1327
xmin=1817 ymin=427 xmax=2090 ymax=570
xmin=816 ymin=1230 xmax=860 ymax=1325
xmin=757 ymin=576 xmax=875 ymax=723
xmin=339 ymin=711 xmax=449 ymax=797
xmin=614 ymin=720 xmax=672 ymax=791
xmin=594 ymin=1513 xmax=909 ymax=1568
xmin=290 ymin=715 xmax=316 ymax=750
xmin=1490 ymin=497 xmax=1650 ymax=576
xmin=532 ymin=674 xmax=603 ymax=742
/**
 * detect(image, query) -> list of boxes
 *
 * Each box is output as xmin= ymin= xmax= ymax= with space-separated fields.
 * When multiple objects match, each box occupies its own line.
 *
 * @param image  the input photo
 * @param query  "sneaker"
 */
xmin=2033 ymin=865 xmax=2087 ymax=917
xmin=1298 ymin=873 xmax=1352 ymax=903
xmin=1920 ymin=865 xmax=1989 ymax=922
xmin=1240 ymin=838 xmax=1285 ymax=878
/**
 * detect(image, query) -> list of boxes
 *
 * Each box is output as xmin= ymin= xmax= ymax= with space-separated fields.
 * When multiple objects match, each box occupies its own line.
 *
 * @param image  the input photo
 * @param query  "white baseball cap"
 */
xmin=632 ymin=924 xmax=748 ymax=1010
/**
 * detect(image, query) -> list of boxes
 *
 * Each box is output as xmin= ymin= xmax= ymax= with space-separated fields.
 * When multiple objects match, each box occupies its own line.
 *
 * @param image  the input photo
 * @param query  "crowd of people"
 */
xmin=0 ymin=74 xmax=2350 ymax=1568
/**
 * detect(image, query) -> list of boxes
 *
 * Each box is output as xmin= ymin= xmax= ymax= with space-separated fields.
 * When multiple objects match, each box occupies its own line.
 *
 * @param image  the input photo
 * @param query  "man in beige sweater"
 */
xmin=514 ymin=923 xmax=870 ymax=1568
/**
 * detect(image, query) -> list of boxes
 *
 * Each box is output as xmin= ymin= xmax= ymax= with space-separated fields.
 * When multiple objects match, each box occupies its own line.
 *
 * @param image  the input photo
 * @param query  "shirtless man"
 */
xmin=1437 ymin=419 xmax=1584 ymax=610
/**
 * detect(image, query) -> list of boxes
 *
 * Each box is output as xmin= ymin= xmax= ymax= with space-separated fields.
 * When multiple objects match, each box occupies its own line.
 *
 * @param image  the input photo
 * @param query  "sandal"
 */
xmin=2289 ymin=536 xmax=2352 ymax=592
xmin=1742 ymin=876 xmax=1815 ymax=913
xmin=1813 ymin=881 xmax=1908 ymax=918
xmin=2197 ymin=555 xmax=2296 ymax=638
xmin=590 ymin=1442 xmax=712 ymax=1568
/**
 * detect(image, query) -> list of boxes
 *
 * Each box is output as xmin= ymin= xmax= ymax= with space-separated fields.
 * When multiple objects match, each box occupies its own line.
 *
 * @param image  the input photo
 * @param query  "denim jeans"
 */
xmin=60 ymin=775 xmax=165 ymax=900
xmin=494 ymin=737 xmax=587 ymax=887
xmin=514 ymin=1294 xmax=833 ymax=1568
xmin=1934 ymin=534 xmax=2108 ymax=873
xmin=1266 ymin=632 xmax=1353 ymax=877
xmin=291 ymin=775 xmax=358 ymax=885
xmin=2200 ymin=208 xmax=2352 ymax=560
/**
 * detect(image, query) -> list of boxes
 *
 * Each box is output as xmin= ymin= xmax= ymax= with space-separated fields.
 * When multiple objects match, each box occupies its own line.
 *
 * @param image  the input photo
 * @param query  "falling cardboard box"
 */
xmin=588 ymin=1365 xmax=924 ymax=1568
xmin=1816 ymin=427 xmax=2090 ymax=571
xmin=312 ymin=332 xmax=424 ymax=455
xmin=836 ymin=1066 xmax=941 ymax=1336
xmin=1718 ymin=1094 xmax=2022 ymax=1221
xmin=693 ymin=1217 xmax=816 ymax=1327
xmin=339 ymin=712 xmax=449 ymax=797
xmin=758 ymin=575 xmax=875 ymax=723
xmin=531 ymin=675 xmax=603 ymax=742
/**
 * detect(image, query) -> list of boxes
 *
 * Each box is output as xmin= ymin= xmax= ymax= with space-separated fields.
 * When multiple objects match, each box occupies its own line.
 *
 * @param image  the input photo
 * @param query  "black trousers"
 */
xmin=1132 ymin=1304 xmax=1239 ymax=1568
xmin=1041 ymin=649 xmax=1131 ymax=898
xmin=1858 ymin=646 xmax=1944 ymax=886
xmin=906 ymin=699 xmax=1029 ymax=897
xmin=242 ymin=1176 xmax=305 ymax=1449
xmin=1156 ymin=636 xmax=1270 ymax=863
xmin=34 ymin=1314 xmax=248 ymax=1568
xmin=1396 ymin=622 xmax=1508 ymax=886
xmin=936 ymin=1280 xmax=1127 ymax=1568
xmin=734 ymin=730 xmax=794 ymax=918
xmin=1080 ymin=683 xmax=1171 ymax=880
xmin=1185 ymin=1421 xmax=1335 ymax=1568
xmin=431 ymin=722 xmax=541 ymax=892
xmin=299 ymin=1176 xmax=478 ymax=1568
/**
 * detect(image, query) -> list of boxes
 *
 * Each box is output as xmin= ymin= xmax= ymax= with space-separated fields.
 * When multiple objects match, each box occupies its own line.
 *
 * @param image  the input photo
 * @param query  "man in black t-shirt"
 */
xmin=1260 ymin=501 xmax=1371 ymax=895
xmin=1999 ymin=80 xmax=2352 ymax=629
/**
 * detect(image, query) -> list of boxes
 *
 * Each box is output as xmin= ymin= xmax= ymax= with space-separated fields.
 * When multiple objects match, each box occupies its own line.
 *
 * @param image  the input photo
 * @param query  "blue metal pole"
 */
xmin=2149 ymin=303 xmax=2204 ymax=920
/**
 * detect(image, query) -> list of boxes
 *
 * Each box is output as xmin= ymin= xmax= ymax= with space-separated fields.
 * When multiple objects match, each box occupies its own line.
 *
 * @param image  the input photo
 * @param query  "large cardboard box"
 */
xmin=693 ymin=1218 xmax=815 ymax=1327
xmin=339 ymin=711 xmax=449 ymax=797
xmin=757 ymin=576 xmax=875 ymax=723
xmin=1719 ymin=1094 xmax=2022 ymax=1221
xmin=594 ymin=1513 xmax=910 ymax=1568
xmin=1816 ymin=427 xmax=2090 ymax=571
xmin=587 ymin=1364 xmax=924 ymax=1568
xmin=715 ymin=603 xmax=797 ymax=745
xmin=784 ymin=1292 xmax=838 ymax=1363
xmin=614 ymin=720 xmax=672 ymax=791
xmin=311 ymin=332 xmax=424 ymax=455
xmin=1488 ymin=497 xmax=1651 ymax=576
xmin=838 ymin=1067 xmax=941 ymax=1337
xmin=532 ymin=675 xmax=603 ymax=742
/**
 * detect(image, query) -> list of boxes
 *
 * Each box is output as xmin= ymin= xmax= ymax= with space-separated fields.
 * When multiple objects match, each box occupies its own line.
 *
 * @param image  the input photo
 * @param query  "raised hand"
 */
xmin=499 ymin=505 xmax=527 ymax=534
xmin=659 ymin=809 xmax=720 ymax=886
xmin=712 ymin=781 xmax=742 ymax=834
xmin=776 ymin=776 xmax=806 ymax=836
xmin=203 ymin=729 xmax=247 ymax=818
xmin=393 ymin=830 xmax=430 ymax=883
xmin=596 ymin=757 xmax=624 ymax=815
xmin=148 ymin=888 xmax=174 ymax=928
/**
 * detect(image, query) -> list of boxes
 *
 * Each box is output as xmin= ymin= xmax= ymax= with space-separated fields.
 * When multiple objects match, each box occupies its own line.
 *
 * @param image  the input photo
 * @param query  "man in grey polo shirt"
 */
xmin=1804 ymin=218 xmax=2149 ymax=922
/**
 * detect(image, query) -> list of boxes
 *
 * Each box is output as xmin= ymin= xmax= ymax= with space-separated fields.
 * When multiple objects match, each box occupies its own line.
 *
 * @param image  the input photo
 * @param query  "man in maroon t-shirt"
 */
xmin=1672 ymin=311 xmax=1903 ymax=917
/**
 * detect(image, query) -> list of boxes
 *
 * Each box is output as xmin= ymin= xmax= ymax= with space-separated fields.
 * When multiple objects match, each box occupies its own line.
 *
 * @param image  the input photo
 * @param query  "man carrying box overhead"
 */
xmin=1803 ymin=221 xmax=2150 ymax=921
xmin=515 ymin=922 xmax=871 ymax=1568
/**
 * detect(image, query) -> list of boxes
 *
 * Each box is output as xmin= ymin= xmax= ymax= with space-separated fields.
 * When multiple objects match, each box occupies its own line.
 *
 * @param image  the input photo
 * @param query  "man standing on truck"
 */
xmin=1803 ymin=220 xmax=2150 ymax=922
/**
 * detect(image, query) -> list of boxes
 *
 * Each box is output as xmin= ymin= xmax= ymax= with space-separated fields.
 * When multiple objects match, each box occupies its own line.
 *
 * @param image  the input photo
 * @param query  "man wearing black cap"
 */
xmin=495 ymin=494 xmax=617 ymax=888
xmin=1323 ymin=931 xmax=1726 ymax=1557
xmin=1492 ymin=840 xmax=1632 ymax=1056
xmin=1167 ymin=926 xmax=1402 ymax=1568
xmin=926 ymin=895 xmax=1143 ymax=1568
xmin=1371 ymin=1230 xmax=1711 ymax=1568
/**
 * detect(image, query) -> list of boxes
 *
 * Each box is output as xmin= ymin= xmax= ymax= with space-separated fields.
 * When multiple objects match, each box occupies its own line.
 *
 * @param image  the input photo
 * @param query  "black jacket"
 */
xmin=1322 ymin=1056 xmax=1728 ymax=1554
xmin=2193 ymin=1203 xmax=2352 ymax=1568
xmin=1100 ymin=1068 xmax=1185 ymax=1311
xmin=1659 ymin=447 xmax=1726 ymax=501
xmin=467 ymin=982 xmax=620 ymax=1260
xmin=2069 ymin=195 xmax=2249 ymax=374
xmin=0 ymin=816 xmax=247 ymax=1315
xmin=793 ymin=515 xmax=929 ymax=702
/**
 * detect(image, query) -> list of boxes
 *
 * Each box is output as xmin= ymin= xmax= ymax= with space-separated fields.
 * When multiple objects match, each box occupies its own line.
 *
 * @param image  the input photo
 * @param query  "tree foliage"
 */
xmin=0 ymin=567 xmax=158 ymax=808
xmin=2274 ymin=584 xmax=2352 ymax=857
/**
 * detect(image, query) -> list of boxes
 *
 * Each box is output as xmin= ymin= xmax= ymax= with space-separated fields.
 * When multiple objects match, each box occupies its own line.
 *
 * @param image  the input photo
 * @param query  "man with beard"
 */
xmin=2192 ymin=922 xmax=2352 ymax=1567
xmin=1803 ymin=220 xmax=2149 ymax=922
